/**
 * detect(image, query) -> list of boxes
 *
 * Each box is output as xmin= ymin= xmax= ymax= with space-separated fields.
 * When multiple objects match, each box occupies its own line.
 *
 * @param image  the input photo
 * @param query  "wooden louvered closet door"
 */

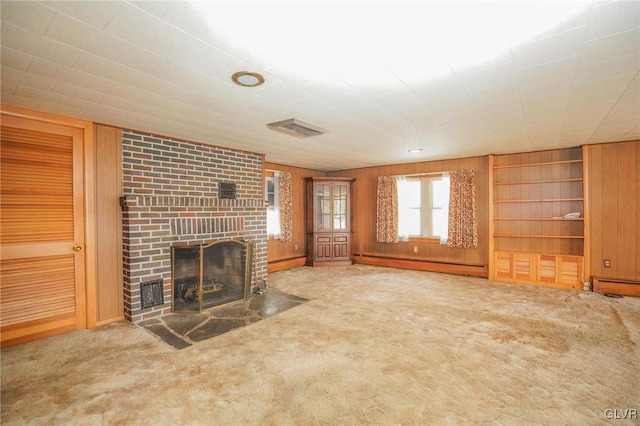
xmin=1 ymin=114 xmax=86 ymax=347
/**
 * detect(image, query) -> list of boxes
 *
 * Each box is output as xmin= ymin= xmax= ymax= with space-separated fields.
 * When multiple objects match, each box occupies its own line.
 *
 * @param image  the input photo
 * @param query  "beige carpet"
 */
xmin=2 ymin=265 xmax=639 ymax=425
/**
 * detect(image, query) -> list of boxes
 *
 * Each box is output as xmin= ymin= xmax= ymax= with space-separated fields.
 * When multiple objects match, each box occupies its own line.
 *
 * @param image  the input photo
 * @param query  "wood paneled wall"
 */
xmin=586 ymin=140 xmax=639 ymax=281
xmin=264 ymin=162 xmax=327 ymax=265
xmin=94 ymin=124 xmax=124 ymax=324
xmin=329 ymin=156 xmax=489 ymax=268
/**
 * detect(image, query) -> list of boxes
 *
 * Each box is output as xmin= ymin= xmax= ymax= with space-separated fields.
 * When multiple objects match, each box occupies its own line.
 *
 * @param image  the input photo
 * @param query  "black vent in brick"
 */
xmin=219 ymin=182 xmax=237 ymax=199
xmin=140 ymin=279 xmax=164 ymax=309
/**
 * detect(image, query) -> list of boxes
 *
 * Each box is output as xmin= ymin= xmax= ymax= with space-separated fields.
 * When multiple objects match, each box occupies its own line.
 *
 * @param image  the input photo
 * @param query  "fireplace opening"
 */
xmin=171 ymin=239 xmax=253 ymax=313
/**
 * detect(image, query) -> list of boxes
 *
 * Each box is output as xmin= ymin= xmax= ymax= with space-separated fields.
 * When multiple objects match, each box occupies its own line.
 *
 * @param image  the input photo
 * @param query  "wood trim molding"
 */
xmin=268 ymin=256 xmax=306 ymax=272
xmin=488 ymin=154 xmax=495 ymax=279
xmin=354 ymin=254 xmax=488 ymax=277
xmin=582 ymin=145 xmax=591 ymax=283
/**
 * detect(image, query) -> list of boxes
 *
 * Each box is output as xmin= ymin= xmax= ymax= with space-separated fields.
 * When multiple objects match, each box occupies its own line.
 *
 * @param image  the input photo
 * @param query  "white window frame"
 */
xmin=266 ymin=171 xmax=281 ymax=239
xmin=397 ymin=173 xmax=450 ymax=243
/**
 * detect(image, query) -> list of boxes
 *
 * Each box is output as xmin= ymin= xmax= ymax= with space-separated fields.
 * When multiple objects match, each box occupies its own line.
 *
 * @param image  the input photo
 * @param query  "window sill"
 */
xmin=407 ymin=236 xmax=442 ymax=244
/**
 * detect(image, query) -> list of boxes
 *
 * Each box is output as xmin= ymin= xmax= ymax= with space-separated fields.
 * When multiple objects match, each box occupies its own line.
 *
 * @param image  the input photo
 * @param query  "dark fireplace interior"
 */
xmin=172 ymin=239 xmax=253 ymax=313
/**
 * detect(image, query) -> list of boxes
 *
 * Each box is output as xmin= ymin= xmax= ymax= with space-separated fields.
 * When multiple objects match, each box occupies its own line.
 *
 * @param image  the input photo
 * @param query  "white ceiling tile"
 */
xmin=333 ymin=68 xmax=407 ymax=97
xmin=390 ymin=56 xmax=455 ymax=86
xmin=616 ymin=73 xmax=640 ymax=103
xmin=566 ymin=96 xmax=618 ymax=115
xmin=575 ymin=53 xmax=640 ymax=83
xmin=159 ymin=2 xmax=231 ymax=48
xmin=175 ymin=92 xmax=220 ymax=111
xmin=150 ymin=62 xmax=227 ymax=96
xmin=186 ymin=46 xmax=244 ymax=81
xmin=373 ymin=90 xmax=425 ymax=112
xmin=516 ymin=55 xmax=581 ymax=86
xmin=254 ymin=82 xmax=310 ymax=105
xmin=519 ymin=77 xmax=574 ymax=101
xmin=103 ymin=2 xmax=158 ymax=41
xmin=482 ymin=108 xmax=527 ymax=125
xmin=115 ymin=45 xmax=164 ymax=74
xmin=43 ymin=0 xmax=124 ymax=30
xmin=457 ymin=62 xmax=517 ymax=92
xmin=59 ymin=82 xmax=109 ymax=105
xmin=44 ymin=12 xmax=99 ymax=52
xmin=127 ymin=1 xmax=178 ymax=18
xmin=1 ymin=22 xmax=83 ymax=68
xmin=588 ymin=130 xmax=633 ymax=143
xmin=512 ymin=26 xmax=587 ymax=70
xmin=532 ymin=2 xmax=593 ymax=39
xmin=1 ymin=81 xmax=17 ymax=94
xmin=410 ymin=75 xmax=472 ymax=107
xmin=330 ymin=93 xmax=377 ymax=113
xmin=624 ymin=124 xmax=640 ymax=138
xmin=522 ymin=92 xmax=571 ymax=112
xmin=0 ymin=92 xmax=42 ymax=109
xmin=44 ymin=12 xmax=129 ymax=61
xmin=14 ymin=85 xmax=71 ymax=105
xmin=1 ymin=65 xmax=58 ymax=91
xmin=131 ymin=20 xmax=200 ymax=64
xmin=1 ymin=46 xmax=33 ymax=71
xmin=131 ymin=73 xmax=186 ymax=99
xmin=468 ymin=82 xmax=520 ymax=108
xmin=447 ymin=50 xmax=513 ymax=75
xmin=585 ymin=0 xmax=640 ymax=41
xmin=571 ymin=72 xmax=636 ymax=100
xmin=84 ymin=77 xmax=156 ymax=105
xmin=73 ymin=53 xmax=141 ymax=85
xmin=582 ymin=28 xmax=640 ymax=64
xmin=299 ymin=76 xmax=356 ymax=100
xmin=1 ymin=0 xmax=56 ymax=34
xmin=28 ymin=58 xmax=95 ymax=87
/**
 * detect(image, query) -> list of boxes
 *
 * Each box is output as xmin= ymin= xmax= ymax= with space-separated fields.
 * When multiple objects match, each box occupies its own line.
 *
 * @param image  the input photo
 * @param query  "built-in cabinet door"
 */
xmin=315 ymin=235 xmax=332 ymax=260
xmin=332 ymin=183 xmax=348 ymax=231
xmin=332 ymin=234 xmax=350 ymax=259
xmin=306 ymin=177 xmax=355 ymax=266
xmin=0 ymin=114 xmax=87 ymax=347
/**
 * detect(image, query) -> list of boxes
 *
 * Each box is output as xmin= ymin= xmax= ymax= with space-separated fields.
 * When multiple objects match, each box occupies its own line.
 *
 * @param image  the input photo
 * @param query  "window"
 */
xmin=266 ymin=172 xmax=281 ymax=238
xmin=397 ymin=174 xmax=450 ymax=241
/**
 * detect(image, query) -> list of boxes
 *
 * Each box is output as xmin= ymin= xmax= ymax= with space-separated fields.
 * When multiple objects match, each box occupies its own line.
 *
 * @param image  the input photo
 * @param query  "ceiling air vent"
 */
xmin=266 ymin=118 xmax=327 ymax=138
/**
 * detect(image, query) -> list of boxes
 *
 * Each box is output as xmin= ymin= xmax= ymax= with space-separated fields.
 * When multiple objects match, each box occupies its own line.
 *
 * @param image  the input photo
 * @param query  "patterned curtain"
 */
xmin=447 ymin=170 xmax=478 ymax=248
xmin=278 ymin=171 xmax=293 ymax=242
xmin=376 ymin=176 xmax=399 ymax=243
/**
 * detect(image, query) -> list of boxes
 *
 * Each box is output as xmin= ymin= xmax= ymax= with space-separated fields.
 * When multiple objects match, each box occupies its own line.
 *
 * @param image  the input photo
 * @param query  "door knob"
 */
xmin=73 ymin=245 xmax=82 ymax=252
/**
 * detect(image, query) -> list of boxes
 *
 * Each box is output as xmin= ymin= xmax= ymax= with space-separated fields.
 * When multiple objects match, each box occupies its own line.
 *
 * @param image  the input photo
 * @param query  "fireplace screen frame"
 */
xmin=171 ymin=238 xmax=253 ymax=313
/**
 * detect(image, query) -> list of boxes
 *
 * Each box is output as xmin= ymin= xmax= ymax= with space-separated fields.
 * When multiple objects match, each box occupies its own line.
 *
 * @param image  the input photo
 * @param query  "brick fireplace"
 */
xmin=120 ymin=131 xmax=267 ymax=322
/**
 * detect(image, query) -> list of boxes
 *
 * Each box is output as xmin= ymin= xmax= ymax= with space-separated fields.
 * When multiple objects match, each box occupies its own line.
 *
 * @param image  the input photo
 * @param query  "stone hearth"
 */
xmin=139 ymin=289 xmax=309 ymax=349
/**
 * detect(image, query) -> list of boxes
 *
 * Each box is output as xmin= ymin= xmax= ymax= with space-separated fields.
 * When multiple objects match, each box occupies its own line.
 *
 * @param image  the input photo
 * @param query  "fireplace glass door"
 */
xmin=172 ymin=239 xmax=253 ymax=312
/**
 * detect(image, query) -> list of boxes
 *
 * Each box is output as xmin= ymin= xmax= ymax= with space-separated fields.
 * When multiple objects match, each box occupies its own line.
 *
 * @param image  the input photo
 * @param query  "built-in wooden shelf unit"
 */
xmin=489 ymin=147 xmax=588 ymax=289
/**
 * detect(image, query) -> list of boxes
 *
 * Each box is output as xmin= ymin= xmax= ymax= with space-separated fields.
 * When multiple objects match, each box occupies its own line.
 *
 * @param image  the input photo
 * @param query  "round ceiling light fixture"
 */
xmin=231 ymin=71 xmax=265 ymax=87
xmin=408 ymin=148 xmax=423 ymax=153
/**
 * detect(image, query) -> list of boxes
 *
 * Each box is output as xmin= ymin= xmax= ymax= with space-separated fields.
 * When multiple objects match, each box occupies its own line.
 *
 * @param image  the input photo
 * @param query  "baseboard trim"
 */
xmin=353 ymin=254 xmax=488 ymax=278
xmin=268 ymin=256 xmax=307 ymax=272
xmin=95 ymin=316 xmax=125 ymax=327
xmin=592 ymin=276 xmax=640 ymax=297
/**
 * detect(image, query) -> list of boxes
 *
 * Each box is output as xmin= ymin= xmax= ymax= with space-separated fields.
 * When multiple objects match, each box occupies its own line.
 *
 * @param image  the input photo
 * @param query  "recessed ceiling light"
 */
xmin=408 ymin=148 xmax=423 ymax=153
xmin=231 ymin=71 xmax=265 ymax=87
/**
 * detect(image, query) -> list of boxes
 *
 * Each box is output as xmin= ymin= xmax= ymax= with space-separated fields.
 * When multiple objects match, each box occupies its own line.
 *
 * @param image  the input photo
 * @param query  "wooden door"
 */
xmin=1 ymin=114 xmax=87 ymax=347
